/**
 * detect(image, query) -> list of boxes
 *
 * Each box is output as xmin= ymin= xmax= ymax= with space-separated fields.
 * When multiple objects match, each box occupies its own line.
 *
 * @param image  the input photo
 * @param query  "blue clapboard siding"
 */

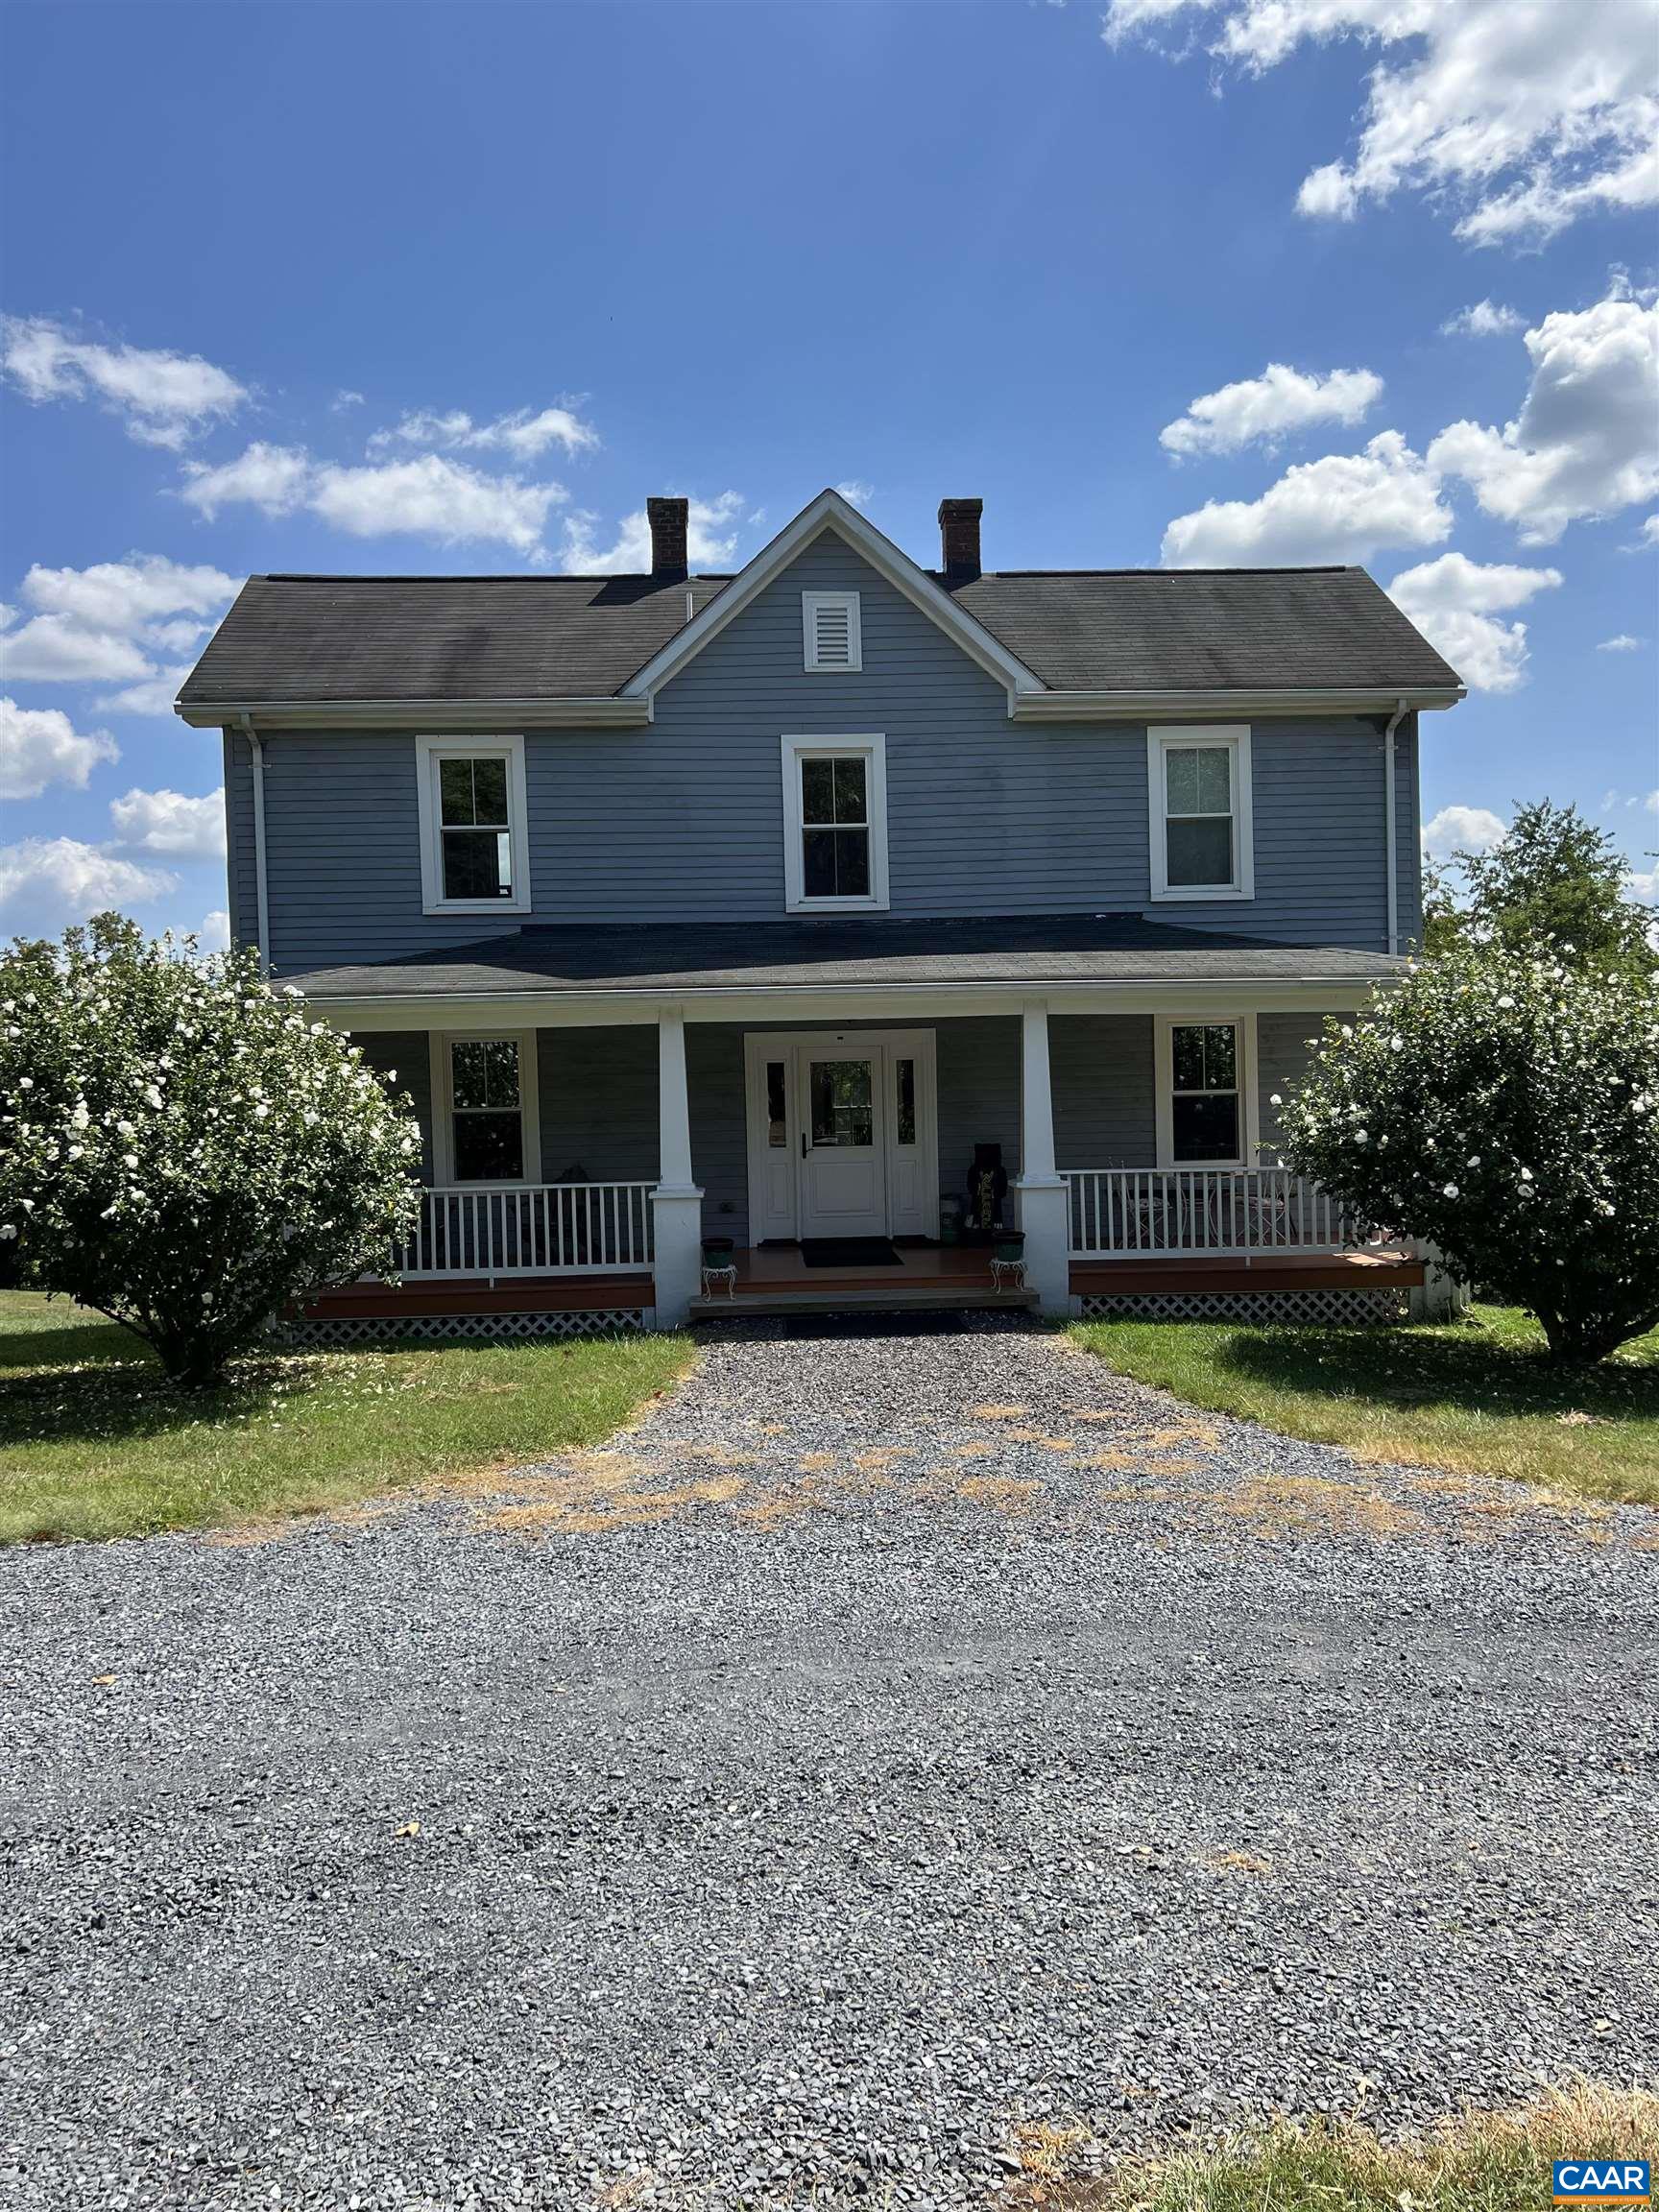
xmin=1256 ymin=1010 xmax=1339 ymax=1162
xmin=352 ymin=1030 xmax=434 ymax=1181
xmin=226 ymin=529 xmax=1421 ymax=973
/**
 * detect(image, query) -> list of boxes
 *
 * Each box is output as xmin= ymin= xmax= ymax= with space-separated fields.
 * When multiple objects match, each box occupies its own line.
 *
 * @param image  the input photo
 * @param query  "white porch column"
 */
xmin=1014 ymin=1000 xmax=1072 ymax=1317
xmin=651 ymin=1006 xmax=704 ymax=1328
xmin=1409 ymin=1240 xmax=1469 ymax=1322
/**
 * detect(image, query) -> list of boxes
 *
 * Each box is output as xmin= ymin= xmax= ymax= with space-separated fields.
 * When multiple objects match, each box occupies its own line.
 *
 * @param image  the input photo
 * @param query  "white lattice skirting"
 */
xmin=1077 ymin=1287 xmax=1408 ymax=1326
xmin=277 ymin=1308 xmax=647 ymax=1347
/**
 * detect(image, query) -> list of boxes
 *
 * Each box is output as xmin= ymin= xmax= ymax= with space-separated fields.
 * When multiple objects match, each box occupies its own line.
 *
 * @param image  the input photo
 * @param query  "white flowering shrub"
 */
xmin=0 ymin=914 xmax=421 ymax=1386
xmin=1277 ymin=946 xmax=1659 ymax=1362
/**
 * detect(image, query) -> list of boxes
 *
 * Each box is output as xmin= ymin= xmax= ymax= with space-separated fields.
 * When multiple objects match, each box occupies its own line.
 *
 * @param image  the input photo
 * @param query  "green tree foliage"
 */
xmin=0 ymin=915 xmax=421 ymax=1386
xmin=1278 ymin=945 xmax=1659 ymax=1362
xmin=1426 ymin=799 xmax=1656 ymax=974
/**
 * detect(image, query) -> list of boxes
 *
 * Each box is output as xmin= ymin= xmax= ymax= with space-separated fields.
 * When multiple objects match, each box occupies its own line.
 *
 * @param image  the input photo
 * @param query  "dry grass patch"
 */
xmin=969 ymin=1403 xmax=1031 ymax=1420
xmin=953 ymin=1474 xmax=1044 ymax=1512
xmin=1000 ymin=2081 xmax=1657 ymax=2211
xmin=1205 ymin=1848 xmax=1273 ymax=1876
xmin=1195 ymin=1473 xmax=1431 ymax=1544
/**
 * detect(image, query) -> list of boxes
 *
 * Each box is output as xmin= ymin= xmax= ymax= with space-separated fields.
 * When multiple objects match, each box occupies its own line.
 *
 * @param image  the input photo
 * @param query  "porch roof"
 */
xmin=282 ymin=913 xmax=1409 ymax=1000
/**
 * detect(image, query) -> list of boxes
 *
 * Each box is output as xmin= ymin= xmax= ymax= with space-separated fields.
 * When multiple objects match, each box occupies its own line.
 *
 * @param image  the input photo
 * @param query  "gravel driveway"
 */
xmin=3 ymin=1314 xmax=1656 ymax=2211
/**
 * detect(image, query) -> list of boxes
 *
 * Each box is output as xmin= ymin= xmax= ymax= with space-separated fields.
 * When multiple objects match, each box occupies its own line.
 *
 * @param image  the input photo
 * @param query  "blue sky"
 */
xmin=3 ymin=0 xmax=1655 ymax=942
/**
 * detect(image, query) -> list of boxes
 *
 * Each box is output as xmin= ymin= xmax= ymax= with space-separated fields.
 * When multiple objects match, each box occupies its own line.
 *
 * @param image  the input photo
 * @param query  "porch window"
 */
xmin=781 ymin=734 xmax=890 ymax=912
xmin=1147 ymin=727 xmax=1253 ymax=901
xmin=766 ymin=1060 xmax=787 ymax=1147
xmin=433 ymin=1032 xmax=541 ymax=1185
xmin=416 ymin=735 xmax=531 ymax=916
xmin=1168 ymin=1022 xmax=1240 ymax=1164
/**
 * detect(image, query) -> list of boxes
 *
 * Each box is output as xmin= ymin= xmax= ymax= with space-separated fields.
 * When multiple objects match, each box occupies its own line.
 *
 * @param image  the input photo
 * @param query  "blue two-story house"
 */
xmin=176 ymin=488 xmax=1464 ymax=1334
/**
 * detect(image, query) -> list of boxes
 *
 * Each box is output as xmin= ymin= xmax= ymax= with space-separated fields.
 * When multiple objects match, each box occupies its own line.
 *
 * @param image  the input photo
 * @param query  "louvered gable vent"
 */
xmin=803 ymin=589 xmax=862 ymax=672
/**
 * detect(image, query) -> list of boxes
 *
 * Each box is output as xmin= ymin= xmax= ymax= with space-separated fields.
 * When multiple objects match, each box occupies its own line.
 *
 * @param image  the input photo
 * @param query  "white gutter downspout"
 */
xmin=240 ymin=714 xmax=272 ymax=977
xmin=1382 ymin=696 xmax=1407 ymax=956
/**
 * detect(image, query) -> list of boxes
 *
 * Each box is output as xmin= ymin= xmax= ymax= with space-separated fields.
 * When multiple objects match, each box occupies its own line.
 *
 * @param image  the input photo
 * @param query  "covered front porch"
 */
xmin=304 ymin=980 xmax=1432 ymax=1337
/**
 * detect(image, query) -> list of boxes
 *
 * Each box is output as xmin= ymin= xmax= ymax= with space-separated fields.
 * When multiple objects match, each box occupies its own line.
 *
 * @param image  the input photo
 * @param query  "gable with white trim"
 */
xmin=624 ymin=487 xmax=1043 ymax=706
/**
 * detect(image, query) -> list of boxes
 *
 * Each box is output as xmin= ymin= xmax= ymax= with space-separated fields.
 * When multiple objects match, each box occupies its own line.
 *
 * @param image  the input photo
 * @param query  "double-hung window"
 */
xmin=1148 ymin=726 xmax=1253 ymax=901
xmin=416 ymin=735 xmax=531 ymax=916
xmin=781 ymin=734 xmax=889 ymax=912
xmin=433 ymin=1033 xmax=540 ymax=1185
xmin=1157 ymin=1017 xmax=1252 ymax=1167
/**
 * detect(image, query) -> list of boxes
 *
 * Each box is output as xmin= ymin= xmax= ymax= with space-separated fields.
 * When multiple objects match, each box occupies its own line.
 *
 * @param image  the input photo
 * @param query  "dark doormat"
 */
xmin=799 ymin=1238 xmax=902 ymax=1267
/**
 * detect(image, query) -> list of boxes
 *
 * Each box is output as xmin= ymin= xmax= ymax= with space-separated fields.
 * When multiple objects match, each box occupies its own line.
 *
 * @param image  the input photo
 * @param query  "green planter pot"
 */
xmin=993 ymin=1232 xmax=1025 ymax=1264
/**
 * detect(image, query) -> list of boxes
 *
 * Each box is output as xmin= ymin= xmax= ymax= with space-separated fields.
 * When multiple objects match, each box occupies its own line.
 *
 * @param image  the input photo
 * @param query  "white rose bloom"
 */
xmin=1443 ymin=1182 xmax=1460 ymax=1199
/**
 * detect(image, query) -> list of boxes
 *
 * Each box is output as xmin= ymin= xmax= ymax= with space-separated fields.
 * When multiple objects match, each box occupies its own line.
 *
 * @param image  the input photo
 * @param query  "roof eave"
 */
xmin=173 ymin=694 xmax=653 ymax=731
xmin=1010 ymin=685 xmax=1465 ymax=723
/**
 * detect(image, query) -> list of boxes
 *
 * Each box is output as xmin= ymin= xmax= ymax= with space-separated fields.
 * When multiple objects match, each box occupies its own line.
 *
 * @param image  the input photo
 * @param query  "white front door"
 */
xmin=797 ymin=1048 xmax=887 ymax=1237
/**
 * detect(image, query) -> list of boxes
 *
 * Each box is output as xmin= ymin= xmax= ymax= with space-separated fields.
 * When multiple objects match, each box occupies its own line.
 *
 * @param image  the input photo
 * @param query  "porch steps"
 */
xmin=688 ymin=1284 xmax=1039 ymax=1320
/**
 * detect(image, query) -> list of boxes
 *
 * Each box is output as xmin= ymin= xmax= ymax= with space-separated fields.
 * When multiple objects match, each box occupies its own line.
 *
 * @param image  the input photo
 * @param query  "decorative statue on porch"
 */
xmin=966 ymin=1142 xmax=1008 ymax=1238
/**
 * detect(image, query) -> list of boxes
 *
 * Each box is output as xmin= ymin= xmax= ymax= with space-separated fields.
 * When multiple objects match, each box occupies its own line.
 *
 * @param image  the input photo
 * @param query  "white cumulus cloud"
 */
xmin=180 ymin=444 xmax=568 ymax=557
xmin=1386 ymin=552 xmax=1562 ymax=692
xmin=1 ymin=615 xmax=154 ymax=684
xmin=1103 ymin=0 xmax=1659 ymax=247
xmin=0 ymin=836 xmax=178 ymax=936
xmin=834 ymin=480 xmax=876 ymax=509
xmin=0 ymin=555 xmax=236 ymax=699
xmin=1421 ymin=804 xmax=1507 ymax=863
xmin=1598 ymin=633 xmax=1646 ymax=651
xmin=562 ymin=492 xmax=748 ymax=574
xmin=1161 ymin=430 xmax=1451 ymax=566
xmin=1429 ymin=288 xmax=1659 ymax=543
xmin=368 ymin=404 xmax=598 ymax=461
xmin=21 ymin=553 xmax=236 ymax=636
xmin=197 ymin=908 xmax=231 ymax=950
xmin=1 ymin=316 xmax=248 ymax=447
xmin=108 ymin=785 xmax=227 ymax=859
xmin=94 ymin=664 xmax=196 ymax=717
xmin=0 ymin=699 xmax=119 ymax=800
xmin=1160 ymin=363 xmax=1382 ymax=458
xmin=1440 ymin=301 xmax=1524 ymax=339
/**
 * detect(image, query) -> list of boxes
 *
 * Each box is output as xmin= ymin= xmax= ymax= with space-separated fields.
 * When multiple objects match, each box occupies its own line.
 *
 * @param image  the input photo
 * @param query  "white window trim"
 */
xmin=801 ymin=589 xmax=862 ymax=673
xmin=1147 ymin=725 xmax=1254 ymax=902
xmin=1153 ymin=1011 xmax=1258 ymax=1170
xmin=428 ymin=1029 xmax=541 ymax=1187
xmin=780 ymin=733 xmax=890 ymax=914
xmin=415 ymin=733 xmax=532 ymax=918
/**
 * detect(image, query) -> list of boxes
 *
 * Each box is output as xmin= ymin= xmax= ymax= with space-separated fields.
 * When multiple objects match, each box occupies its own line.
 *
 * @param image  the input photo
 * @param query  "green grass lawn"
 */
xmin=1070 ymin=1303 xmax=1659 ymax=1507
xmin=0 ymin=1287 xmax=693 ymax=1545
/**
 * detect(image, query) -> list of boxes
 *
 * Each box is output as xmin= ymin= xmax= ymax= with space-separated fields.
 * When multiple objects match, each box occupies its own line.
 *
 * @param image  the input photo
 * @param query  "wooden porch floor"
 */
xmin=689 ymin=1241 xmax=1037 ymax=1317
xmin=301 ymin=1243 xmax=1423 ymax=1324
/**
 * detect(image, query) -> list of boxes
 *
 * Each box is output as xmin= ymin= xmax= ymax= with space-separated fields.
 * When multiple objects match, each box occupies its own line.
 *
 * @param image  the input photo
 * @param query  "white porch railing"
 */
xmin=395 ymin=1182 xmax=656 ymax=1278
xmin=1063 ymin=1167 xmax=1388 ymax=1259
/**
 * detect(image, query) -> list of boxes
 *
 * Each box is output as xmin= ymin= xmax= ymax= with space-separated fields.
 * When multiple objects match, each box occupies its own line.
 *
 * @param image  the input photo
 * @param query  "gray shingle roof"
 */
xmin=949 ymin=567 xmax=1460 ymax=693
xmin=281 ymin=914 xmax=1408 ymax=998
xmin=179 ymin=573 xmax=733 ymax=705
xmin=177 ymin=560 xmax=1459 ymax=709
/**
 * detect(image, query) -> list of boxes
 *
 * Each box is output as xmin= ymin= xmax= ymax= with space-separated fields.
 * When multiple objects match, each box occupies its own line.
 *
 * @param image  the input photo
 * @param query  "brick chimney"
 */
xmin=647 ymin=496 xmax=688 ymax=578
xmin=938 ymin=497 xmax=983 ymax=581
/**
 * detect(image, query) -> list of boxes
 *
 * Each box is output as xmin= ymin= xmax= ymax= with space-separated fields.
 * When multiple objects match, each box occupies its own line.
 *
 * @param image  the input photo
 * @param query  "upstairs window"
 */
xmin=416 ymin=735 xmax=531 ymax=916
xmin=1148 ymin=726 xmax=1253 ymax=902
xmin=781 ymin=735 xmax=890 ymax=912
xmin=803 ymin=590 xmax=862 ymax=672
